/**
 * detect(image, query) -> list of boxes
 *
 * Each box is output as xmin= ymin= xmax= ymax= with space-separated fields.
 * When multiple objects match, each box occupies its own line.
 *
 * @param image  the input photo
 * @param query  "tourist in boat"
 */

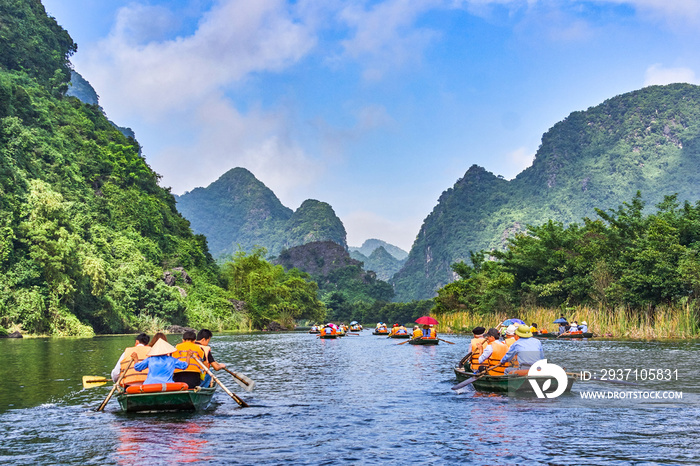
xmin=149 ymin=332 xmax=168 ymax=347
xmin=558 ymin=322 xmax=568 ymax=334
xmin=111 ymin=333 xmax=150 ymax=385
xmin=390 ymin=324 xmax=400 ymax=335
xmin=195 ymin=329 xmax=226 ymax=388
xmin=172 ymin=330 xmax=206 ymax=389
xmin=579 ymin=321 xmax=588 ymax=333
xmin=504 ymin=325 xmax=517 ymax=347
xmin=131 ymin=338 xmax=192 ymax=385
xmin=396 ymin=325 xmax=408 ymax=335
xmin=322 ymin=324 xmax=336 ymax=335
xmin=530 ymin=323 xmax=538 ymax=334
xmin=477 ymin=328 xmax=509 ymax=375
xmin=500 ymin=325 xmax=545 ymax=374
xmin=468 ymin=326 xmax=486 ymax=372
xmin=412 ymin=326 xmax=422 ymax=338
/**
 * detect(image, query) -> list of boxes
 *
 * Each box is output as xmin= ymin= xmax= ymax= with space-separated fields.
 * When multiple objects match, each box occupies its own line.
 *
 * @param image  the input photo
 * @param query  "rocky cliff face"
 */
xmin=392 ymin=83 xmax=700 ymax=301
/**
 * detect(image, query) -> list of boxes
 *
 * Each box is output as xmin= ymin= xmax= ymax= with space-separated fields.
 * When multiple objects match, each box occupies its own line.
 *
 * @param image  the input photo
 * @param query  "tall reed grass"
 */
xmin=436 ymin=303 xmax=700 ymax=340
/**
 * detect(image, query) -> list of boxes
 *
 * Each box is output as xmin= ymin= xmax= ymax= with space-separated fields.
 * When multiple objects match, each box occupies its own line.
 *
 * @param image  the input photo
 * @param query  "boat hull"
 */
xmin=319 ymin=333 xmax=338 ymax=339
xmin=453 ymin=367 xmax=575 ymax=395
xmin=117 ymin=387 xmax=216 ymax=413
xmin=536 ymin=332 xmax=593 ymax=339
xmin=372 ymin=331 xmax=390 ymax=335
xmin=388 ymin=333 xmax=410 ymax=339
xmin=408 ymin=338 xmax=439 ymax=345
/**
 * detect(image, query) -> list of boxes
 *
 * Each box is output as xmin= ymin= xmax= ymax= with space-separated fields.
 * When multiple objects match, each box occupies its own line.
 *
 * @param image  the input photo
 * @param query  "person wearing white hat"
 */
xmin=579 ymin=321 xmax=588 ymax=333
xmin=504 ymin=325 xmax=517 ymax=347
xmin=131 ymin=338 xmax=193 ymax=385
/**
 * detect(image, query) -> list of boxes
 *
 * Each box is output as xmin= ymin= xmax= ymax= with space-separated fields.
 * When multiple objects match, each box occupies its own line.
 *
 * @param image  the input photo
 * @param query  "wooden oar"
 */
xmin=194 ymin=357 xmax=248 ymax=407
xmin=397 ymin=338 xmax=415 ymax=345
xmin=83 ymin=376 xmax=109 ymax=388
xmin=458 ymin=352 xmax=472 ymax=368
xmin=97 ymin=358 xmax=133 ymax=411
xmin=438 ymin=338 xmax=455 ymax=344
xmin=346 ymin=333 xmax=360 ymax=336
xmin=566 ymin=371 xmax=639 ymax=386
xmin=223 ymin=367 xmax=256 ymax=392
xmin=451 ymin=362 xmax=506 ymax=391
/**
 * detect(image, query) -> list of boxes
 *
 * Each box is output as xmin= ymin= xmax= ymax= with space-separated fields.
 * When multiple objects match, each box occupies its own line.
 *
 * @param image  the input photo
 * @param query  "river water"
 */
xmin=1 ymin=332 xmax=698 ymax=465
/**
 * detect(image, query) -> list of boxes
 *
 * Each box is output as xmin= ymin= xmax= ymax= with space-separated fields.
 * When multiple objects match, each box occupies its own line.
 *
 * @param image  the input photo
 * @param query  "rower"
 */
xmin=412 ymin=326 xmax=422 ymax=338
xmin=500 ymin=325 xmax=545 ymax=374
xmin=468 ymin=326 xmax=486 ymax=372
xmin=195 ymin=329 xmax=226 ymax=388
xmin=477 ymin=328 xmax=509 ymax=375
xmin=173 ymin=330 xmax=206 ymax=388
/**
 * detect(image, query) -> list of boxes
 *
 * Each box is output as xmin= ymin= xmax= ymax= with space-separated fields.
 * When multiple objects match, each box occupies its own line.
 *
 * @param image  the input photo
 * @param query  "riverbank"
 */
xmin=435 ymin=304 xmax=700 ymax=340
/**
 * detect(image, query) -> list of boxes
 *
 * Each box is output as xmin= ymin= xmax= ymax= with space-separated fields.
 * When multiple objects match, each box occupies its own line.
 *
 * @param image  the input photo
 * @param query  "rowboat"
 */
xmin=536 ymin=332 xmax=594 ymax=339
xmin=319 ymin=333 xmax=338 ymax=339
xmin=388 ymin=333 xmax=410 ymax=339
xmin=372 ymin=330 xmax=390 ymax=335
xmin=308 ymin=330 xmax=320 ymax=334
xmin=116 ymin=386 xmax=216 ymax=413
xmin=408 ymin=337 xmax=439 ymax=345
xmin=453 ymin=365 xmax=575 ymax=395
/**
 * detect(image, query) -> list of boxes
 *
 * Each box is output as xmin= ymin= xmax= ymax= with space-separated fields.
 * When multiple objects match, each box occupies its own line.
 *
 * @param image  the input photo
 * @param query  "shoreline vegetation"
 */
xmin=435 ymin=304 xmax=700 ymax=340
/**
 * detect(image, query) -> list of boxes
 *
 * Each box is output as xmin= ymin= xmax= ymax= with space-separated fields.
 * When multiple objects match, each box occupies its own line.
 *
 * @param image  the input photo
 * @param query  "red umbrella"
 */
xmin=415 ymin=316 xmax=438 ymax=325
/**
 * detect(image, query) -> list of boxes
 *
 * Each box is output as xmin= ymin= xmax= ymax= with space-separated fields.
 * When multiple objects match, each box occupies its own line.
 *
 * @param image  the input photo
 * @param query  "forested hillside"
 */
xmin=393 ymin=84 xmax=700 ymax=301
xmin=0 ymin=1 xmax=326 ymax=335
xmin=176 ymin=168 xmax=347 ymax=258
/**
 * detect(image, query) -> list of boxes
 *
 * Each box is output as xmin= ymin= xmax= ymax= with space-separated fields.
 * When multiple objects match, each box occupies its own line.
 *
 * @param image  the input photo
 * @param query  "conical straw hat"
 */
xmin=148 ymin=338 xmax=177 ymax=356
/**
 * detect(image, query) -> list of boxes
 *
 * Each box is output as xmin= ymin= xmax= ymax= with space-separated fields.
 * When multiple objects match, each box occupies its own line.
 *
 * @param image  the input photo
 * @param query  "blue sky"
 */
xmin=41 ymin=0 xmax=700 ymax=251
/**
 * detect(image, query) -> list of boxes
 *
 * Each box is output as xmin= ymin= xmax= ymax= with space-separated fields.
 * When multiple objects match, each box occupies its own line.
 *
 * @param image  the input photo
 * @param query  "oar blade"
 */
xmin=82 ymin=376 xmax=109 ymax=389
xmin=229 ymin=371 xmax=256 ymax=392
xmin=451 ymin=376 xmax=478 ymax=391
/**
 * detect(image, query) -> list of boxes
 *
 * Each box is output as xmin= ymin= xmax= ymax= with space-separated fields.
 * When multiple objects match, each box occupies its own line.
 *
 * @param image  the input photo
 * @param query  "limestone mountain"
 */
xmin=349 ymin=238 xmax=408 ymax=260
xmin=392 ymin=83 xmax=700 ymax=301
xmin=175 ymin=168 xmax=347 ymax=258
xmin=350 ymin=246 xmax=406 ymax=281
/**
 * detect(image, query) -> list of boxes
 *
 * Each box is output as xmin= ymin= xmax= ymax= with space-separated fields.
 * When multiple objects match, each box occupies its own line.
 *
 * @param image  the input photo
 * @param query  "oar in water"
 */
xmin=194 ymin=357 xmax=249 ymax=408
xmin=222 ymin=367 xmax=256 ymax=392
xmin=438 ymin=338 xmax=455 ymax=344
xmin=566 ymin=371 xmax=639 ymax=386
xmin=451 ymin=362 xmax=506 ymax=391
xmin=397 ymin=338 xmax=415 ymax=345
xmin=97 ymin=358 xmax=133 ymax=411
xmin=346 ymin=333 xmax=360 ymax=336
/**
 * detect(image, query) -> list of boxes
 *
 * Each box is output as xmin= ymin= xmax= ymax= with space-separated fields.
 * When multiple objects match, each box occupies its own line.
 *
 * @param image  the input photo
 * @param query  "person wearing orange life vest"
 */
xmin=412 ymin=326 xmax=422 ymax=338
xmin=195 ymin=329 xmax=226 ymax=388
xmin=468 ymin=326 xmax=486 ymax=372
xmin=132 ymin=338 xmax=191 ymax=385
xmin=110 ymin=333 xmax=150 ymax=385
xmin=477 ymin=328 xmax=509 ymax=375
xmin=172 ymin=330 xmax=206 ymax=389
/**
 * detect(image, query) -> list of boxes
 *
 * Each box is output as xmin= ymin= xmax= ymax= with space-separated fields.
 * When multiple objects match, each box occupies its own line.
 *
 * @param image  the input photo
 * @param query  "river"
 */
xmin=1 ymin=332 xmax=698 ymax=465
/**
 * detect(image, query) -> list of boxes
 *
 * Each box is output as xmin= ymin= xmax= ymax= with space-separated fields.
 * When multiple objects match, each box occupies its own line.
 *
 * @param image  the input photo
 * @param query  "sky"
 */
xmin=41 ymin=0 xmax=700 ymax=251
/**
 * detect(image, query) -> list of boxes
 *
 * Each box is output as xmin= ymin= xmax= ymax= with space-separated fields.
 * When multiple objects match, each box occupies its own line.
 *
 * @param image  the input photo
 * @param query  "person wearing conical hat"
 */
xmin=499 ymin=324 xmax=544 ymax=374
xmin=131 ymin=338 xmax=193 ymax=385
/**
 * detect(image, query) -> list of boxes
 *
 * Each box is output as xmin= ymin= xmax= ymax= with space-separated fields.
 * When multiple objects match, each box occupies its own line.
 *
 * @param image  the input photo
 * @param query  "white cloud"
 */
xmin=644 ymin=64 xmax=699 ymax=86
xmin=500 ymin=146 xmax=534 ymax=179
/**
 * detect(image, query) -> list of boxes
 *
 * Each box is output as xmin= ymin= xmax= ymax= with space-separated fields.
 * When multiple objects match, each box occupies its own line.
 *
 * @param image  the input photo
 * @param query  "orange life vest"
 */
xmin=470 ymin=337 xmax=485 ymax=371
xmin=430 ymin=328 xmax=437 ymax=338
xmin=173 ymin=341 xmax=205 ymax=374
xmin=484 ymin=341 xmax=509 ymax=375
xmin=119 ymin=345 xmax=151 ymax=386
xmin=505 ymin=336 xmax=516 ymax=347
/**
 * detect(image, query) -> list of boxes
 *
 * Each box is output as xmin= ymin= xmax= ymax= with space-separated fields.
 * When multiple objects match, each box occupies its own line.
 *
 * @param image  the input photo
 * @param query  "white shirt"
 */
xmin=478 ymin=342 xmax=493 ymax=364
xmin=111 ymin=343 xmax=146 ymax=382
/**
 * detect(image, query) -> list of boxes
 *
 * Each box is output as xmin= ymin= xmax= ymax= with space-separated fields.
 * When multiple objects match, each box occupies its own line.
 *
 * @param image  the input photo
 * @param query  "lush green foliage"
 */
xmin=394 ymin=84 xmax=700 ymax=301
xmin=434 ymin=193 xmax=700 ymax=320
xmin=221 ymin=248 xmax=326 ymax=329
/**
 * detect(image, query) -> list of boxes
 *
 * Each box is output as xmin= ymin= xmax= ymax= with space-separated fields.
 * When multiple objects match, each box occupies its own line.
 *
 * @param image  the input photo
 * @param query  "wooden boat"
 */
xmin=319 ymin=332 xmax=338 ymax=339
xmin=372 ymin=329 xmax=390 ymax=335
xmin=349 ymin=325 xmax=361 ymax=332
xmin=388 ymin=333 xmax=411 ymax=339
xmin=308 ymin=329 xmax=320 ymax=334
xmin=408 ymin=337 xmax=439 ymax=345
xmin=536 ymin=332 xmax=593 ymax=339
xmin=116 ymin=386 xmax=216 ymax=413
xmin=453 ymin=365 xmax=575 ymax=395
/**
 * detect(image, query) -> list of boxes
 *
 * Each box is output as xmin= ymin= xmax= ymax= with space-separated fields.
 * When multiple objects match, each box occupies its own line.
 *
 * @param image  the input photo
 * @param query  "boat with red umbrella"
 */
xmin=409 ymin=316 xmax=439 ymax=344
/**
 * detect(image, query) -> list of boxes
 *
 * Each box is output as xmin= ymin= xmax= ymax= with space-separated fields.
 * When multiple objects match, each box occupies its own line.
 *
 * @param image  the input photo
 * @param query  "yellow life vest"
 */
xmin=173 ymin=341 xmax=205 ymax=374
xmin=412 ymin=329 xmax=422 ymax=338
xmin=470 ymin=337 xmax=485 ymax=371
xmin=119 ymin=345 xmax=151 ymax=386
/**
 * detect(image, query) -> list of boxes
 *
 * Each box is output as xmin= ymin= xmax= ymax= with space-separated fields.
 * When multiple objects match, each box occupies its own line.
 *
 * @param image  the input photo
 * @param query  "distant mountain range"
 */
xmin=349 ymin=240 xmax=407 ymax=281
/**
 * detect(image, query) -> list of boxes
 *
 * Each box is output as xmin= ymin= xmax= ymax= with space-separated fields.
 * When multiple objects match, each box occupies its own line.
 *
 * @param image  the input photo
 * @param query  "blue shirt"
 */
xmin=580 ymin=325 xmax=588 ymax=333
xmin=500 ymin=337 xmax=545 ymax=367
xmin=134 ymin=355 xmax=188 ymax=384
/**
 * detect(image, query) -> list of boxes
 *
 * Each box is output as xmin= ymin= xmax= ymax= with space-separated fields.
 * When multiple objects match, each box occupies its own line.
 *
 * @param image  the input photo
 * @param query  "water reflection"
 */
xmin=116 ymin=418 xmax=212 ymax=464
